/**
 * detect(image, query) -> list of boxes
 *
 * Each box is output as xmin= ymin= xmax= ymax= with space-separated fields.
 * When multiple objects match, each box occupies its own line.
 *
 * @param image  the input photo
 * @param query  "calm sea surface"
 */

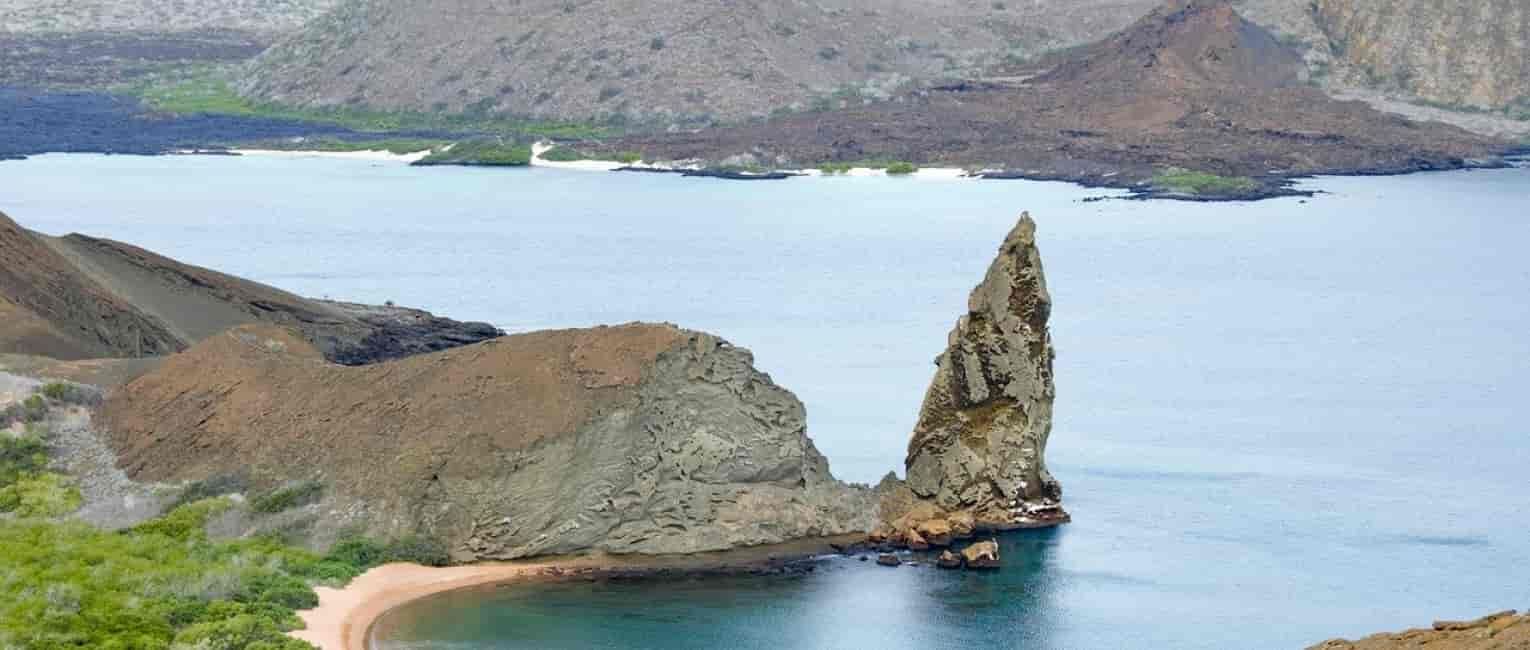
xmin=3 ymin=155 xmax=1527 ymax=649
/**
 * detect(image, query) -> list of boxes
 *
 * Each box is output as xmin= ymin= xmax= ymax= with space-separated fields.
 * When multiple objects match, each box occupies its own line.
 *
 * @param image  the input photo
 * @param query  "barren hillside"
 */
xmin=0 ymin=210 xmax=499 ymax=364
xmin=238 ymin=0 xmax=1154 ymax=124
xmin=598 ymin=0 xmax=1506 ymax=196
xmin=0 ymin=0 xmax=339 ymax=38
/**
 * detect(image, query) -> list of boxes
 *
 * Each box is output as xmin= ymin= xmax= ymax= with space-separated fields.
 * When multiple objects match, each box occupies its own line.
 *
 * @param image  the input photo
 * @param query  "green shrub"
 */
xmin=0 ymin=428 xmax=48 ymax=485
xmin=1152 ymin=167 xmax=1260 ymax=195
xmin=39 ymin=382 xmax=97 ymax=405
xmin=539 ymin=145 xmax=587 ymax=162
xmin=1 ymin=395 xmax=50 ymax=427
xmin=134 ymin=498 xmax=233 ymax=540
xmin=0 ymin=471 xmax=81 ymax=517
xmin=817 ymin=161 xmax=853 ymax=174
xmin=884 ymin=161 xmax=919 ymax=175
xmin=324 ymin=534 xmax=451 ymax=570
xmin=172 ymin=613 xmax=313 ymax=650
xmin=416 ymin=139 xmax=533 ymax=166
xmin=250 ymin=481 xmax=325 ymax=514
xmin=0 ymin=517 xmax=331 ymax=649
xmin=167 ymin=474 xmax=250 ymax=512
xmin=613 ymin=151 xmax=643 ymax=164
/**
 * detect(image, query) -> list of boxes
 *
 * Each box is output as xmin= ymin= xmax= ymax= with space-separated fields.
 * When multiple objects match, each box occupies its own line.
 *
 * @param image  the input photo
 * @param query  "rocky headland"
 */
xmin=98 ymin=322 xmax=879 ymax=559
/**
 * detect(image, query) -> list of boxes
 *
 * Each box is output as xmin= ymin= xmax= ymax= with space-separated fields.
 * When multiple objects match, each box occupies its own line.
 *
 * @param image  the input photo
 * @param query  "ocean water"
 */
xmin=2 ymin=155 xmax=1527 ymax=649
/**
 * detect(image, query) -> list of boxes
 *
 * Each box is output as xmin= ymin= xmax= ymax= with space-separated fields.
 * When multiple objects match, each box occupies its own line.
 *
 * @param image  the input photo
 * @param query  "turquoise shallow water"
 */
xmin=2 ymin=155 xmax=1527 ymax=648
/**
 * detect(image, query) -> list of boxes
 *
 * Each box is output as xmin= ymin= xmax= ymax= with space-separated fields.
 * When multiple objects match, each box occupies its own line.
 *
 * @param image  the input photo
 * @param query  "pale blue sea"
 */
xmin=2 ymin=154 xmax=1526 ymax=648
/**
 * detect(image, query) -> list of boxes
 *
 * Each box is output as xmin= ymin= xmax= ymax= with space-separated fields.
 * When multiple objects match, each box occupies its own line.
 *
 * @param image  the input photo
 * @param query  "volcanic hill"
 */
xmin=595 ymin=0 xmax=1508 ymax=198
xmin=0 ymin=210 xmax=499 ymax=364
xmin=236 ymin=0 xmax=1157 ymax=124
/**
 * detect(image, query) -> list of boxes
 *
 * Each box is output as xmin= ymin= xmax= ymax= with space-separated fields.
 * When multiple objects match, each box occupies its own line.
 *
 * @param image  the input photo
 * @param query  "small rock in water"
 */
xmin=876 ymin=553 xmax=901 ymax=567
xmin=961 ymin=540 xmax=1001 ymax=570
xmin=936 ymin=550 xmax=963 ymax=569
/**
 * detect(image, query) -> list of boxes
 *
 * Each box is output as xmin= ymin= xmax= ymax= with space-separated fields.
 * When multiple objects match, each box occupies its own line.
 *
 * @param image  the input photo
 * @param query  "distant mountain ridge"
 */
xmin=236 ymin=0 xmax=1157 ymax=124
xmin=0 ymin=0 xmax=339 ymax=39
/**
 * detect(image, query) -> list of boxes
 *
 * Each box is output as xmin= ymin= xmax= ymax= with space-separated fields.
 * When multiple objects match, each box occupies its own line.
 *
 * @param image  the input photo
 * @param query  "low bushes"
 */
xmin=250 ymin=481 xmax=326 ymax=514
xmin=1152 ymin=167 xmax=1259 ymax=195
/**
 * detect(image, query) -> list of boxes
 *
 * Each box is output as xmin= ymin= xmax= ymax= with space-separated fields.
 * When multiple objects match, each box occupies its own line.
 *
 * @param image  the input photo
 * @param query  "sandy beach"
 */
xmin=287 ymin=536 xmax=861 ymax=650
xmin=289 ymin=561 xmax=557 ymax=650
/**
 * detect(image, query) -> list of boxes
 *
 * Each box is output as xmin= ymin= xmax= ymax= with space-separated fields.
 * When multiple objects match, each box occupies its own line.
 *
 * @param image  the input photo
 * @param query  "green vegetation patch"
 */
xmin=1152 ymin=167 xmax=1260 ymax=196
xmin=0 ymin=502 xmax=349 ymax=649
xmin=127 ymin=67 xmax=611 ymax=140
xmin=815 ymin=159 xmax=919 ymax=175
xmin=250 ymin=481 xmax=326 ymax=514
xmin=325 ymin=535 xmax=452 ymax=569
xmin=38 ymin=382 xmax=97 ymax=405
xmin=0 ymin=471 xmax=81 ymax=518
xmin=167 ymin=474 xmax=250 ymax=513
xmin=246 ymin=137 xmax=450 ymax=155
xmin=1 ymin=423 xmax=81 ymax=519
xmin=417 ymin=139 xmax=533 ymax=166
xmin=541 ymin=147 xmax=642 ymax=163
xmin=538 ymin=145 xmax=588 ymax=162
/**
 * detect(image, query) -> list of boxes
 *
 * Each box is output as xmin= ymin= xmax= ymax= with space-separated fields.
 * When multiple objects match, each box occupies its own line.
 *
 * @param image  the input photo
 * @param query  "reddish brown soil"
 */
xmin=100 ymin=323 xmax=686 ymax=493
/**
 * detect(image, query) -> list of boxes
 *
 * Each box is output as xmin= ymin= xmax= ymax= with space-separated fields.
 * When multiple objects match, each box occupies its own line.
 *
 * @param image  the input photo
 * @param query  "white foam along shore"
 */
xmin=216 ymin=141 xmax=973 ymax=179
xmin=223 ymin=148 xmax=435 ymax=163
xmin=530 ymin=141 xmax=973 ymax=179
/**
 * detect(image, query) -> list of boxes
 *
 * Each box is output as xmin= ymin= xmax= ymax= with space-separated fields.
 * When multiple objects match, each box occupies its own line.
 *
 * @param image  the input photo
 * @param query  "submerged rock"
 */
xmin=877 ymin=553 xmax=901 ymax=567
xmin=877 ymin=212 xmax=1069 ymax=542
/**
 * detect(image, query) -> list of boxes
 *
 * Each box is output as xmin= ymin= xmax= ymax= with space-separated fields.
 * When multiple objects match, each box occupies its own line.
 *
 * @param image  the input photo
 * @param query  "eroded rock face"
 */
xmin=1316 ymin=0 xmax=1530 ymax=112
xmin=100 ymin=323 xmax=875 ymax=559
xmin=896 ymin=213 xmax=1068 ymax=534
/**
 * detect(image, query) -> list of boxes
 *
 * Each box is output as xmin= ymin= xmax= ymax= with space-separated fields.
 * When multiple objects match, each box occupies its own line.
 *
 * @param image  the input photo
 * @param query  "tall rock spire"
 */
xmin=878 ymin=212 xmax=1067 ymax=543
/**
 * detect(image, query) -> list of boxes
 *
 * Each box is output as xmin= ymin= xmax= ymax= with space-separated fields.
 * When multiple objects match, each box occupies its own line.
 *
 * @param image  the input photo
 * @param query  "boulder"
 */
xmin=948 ymin=511 xmax=977 ymax=539
xmin=916 ymin=518 xmax=954 ymax=547
xmin=906 ymin=529 xmax=930 ymax=551
xmin=961 ymin=540 xmax=1001 ymax=570
xmin=877 ymin=553 xmax=901 ymax=567
xmin=936 ymin=550 xmax=963 ymax=569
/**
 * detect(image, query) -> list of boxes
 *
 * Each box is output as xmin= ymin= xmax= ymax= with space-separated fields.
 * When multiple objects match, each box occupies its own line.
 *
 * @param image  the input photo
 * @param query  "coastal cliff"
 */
xmin=98 ymin=323 xmax=876 ymax=559
xmin=1315 ymin=0 xmax=1529 ymax=114
xmin=874 ymin=213 xmax=1068 ymax=547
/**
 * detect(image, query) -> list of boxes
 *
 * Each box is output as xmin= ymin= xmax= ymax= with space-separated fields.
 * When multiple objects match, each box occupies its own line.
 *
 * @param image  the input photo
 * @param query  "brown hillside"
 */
xmin=101 ymin=323 xmax=685 ymax=488
xmin=238 ymin=0 xmax=1157 ymax=124
xmin=100 ymin=323 xmax=876 ymax=557
xmin=0 ymin=210 xmax=499 ymax=364
xmin=0 ymin=210 xmax=181 ymax=359
xmin=599 ymin=0 xmax=1507 ymax=196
